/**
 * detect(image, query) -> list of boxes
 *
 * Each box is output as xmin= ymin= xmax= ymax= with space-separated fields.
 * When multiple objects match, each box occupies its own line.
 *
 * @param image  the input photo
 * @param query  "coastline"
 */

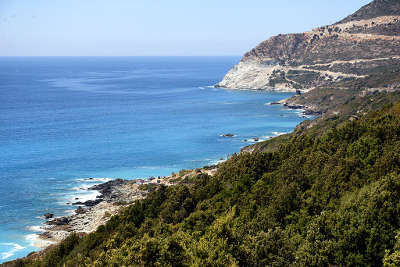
xmin=215 ymin=84 xmax=321 ymax=117
xmin=19 ymin=89 xmax=308 ymax=260
xmin=18 ymin=89 xmax=319 ymax=262
xmin=28 ymin=168 xmax=218 ymax=254
xmin=30 ymin=84 xmax=389 ymax=252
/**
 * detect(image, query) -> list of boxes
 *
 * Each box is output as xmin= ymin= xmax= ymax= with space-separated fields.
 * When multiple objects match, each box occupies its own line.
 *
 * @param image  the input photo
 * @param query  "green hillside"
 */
xmin=7 ymin=92 xmax=400 ymax=266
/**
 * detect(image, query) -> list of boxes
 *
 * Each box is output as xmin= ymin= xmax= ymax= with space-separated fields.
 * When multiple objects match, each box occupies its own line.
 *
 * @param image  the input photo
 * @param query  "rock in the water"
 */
xmin=284 ymin=103 xmax=305 ymax=110
xmin=44 ymin=213 xmax=54 ymax=219
xmin=222 ymin=133 xmax=234 ymax=137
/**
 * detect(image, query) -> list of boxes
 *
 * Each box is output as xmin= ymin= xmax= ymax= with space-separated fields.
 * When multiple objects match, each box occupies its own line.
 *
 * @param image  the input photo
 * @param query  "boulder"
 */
xmin=89 ymin=179 xmax=125 ymax=197
xmin=75 ymin=206 xmax=86 ymax=214
xmin=46 ymin=217 xmax=70 ymax=226
xmin=286 ymin=104 xmax=305 ymax=110
xmin=44 ymin=213 xmax=54 ymax=219
xmin=83 ymin=199 xmax=102 ymax=207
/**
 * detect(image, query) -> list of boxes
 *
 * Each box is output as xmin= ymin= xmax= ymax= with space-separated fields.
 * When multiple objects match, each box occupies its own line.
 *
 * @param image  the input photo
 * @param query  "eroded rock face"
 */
xmin=217 ymin=61 xmax=299 ymax=92
xmin=218 ymin=0 xmax=400 ymax=91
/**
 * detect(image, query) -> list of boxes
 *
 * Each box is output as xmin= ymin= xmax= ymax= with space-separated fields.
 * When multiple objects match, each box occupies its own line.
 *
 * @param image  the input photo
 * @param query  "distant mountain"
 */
xmin=217 ymin=0 xmax=400 ymax=92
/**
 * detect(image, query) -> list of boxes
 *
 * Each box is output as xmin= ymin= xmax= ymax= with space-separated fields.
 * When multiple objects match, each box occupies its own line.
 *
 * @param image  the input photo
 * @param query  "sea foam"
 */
xmin=0 ymin=243 xmax=25 ymax=260
xmin=272 ymin=131 xmax=287 ymax=136
xmin=27 ymin=225 xmax=45 ymax=233
xmin=75 ymin=178 xmax=112 ymax=183
xmin=25 ymin=234 xmax=54 ymax=249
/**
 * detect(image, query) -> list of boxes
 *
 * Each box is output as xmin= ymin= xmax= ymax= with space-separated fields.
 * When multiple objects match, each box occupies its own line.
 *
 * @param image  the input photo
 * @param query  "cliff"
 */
xmin=217 ymin=0 xmax=400 ymax=92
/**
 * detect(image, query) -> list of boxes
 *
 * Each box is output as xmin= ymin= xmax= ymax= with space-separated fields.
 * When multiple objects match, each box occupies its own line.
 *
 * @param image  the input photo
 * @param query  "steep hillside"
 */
xmin=217 ymin=0 xmax=400 ymax=92
xmin=7 ymin=93 xmax=400 ymax=267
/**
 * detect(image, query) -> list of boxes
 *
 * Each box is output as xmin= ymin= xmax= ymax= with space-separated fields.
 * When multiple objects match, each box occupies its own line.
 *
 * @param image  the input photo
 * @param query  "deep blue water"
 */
xmin=0 ymin=57 xmax=306 ymax=262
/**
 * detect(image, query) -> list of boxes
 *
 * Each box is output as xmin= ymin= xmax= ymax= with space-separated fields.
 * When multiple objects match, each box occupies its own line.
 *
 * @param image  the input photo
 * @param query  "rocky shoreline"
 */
xmin=26 ymin=94 xmax=313 ymax=253
xmin=31 ymin=167 xmax=219 ymax=251
xmin=270 ymin=99 xmax=322 ymax=117
xmin=33 ymin=176 xmax=177 ymax=248
xmin=282 ymin=102 xmax=322 ymax=116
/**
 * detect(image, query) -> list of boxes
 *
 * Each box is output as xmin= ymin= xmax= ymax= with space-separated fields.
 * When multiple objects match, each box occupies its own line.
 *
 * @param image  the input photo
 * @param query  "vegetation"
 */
xmin=9 ymin=98 xmax=400 ymax=266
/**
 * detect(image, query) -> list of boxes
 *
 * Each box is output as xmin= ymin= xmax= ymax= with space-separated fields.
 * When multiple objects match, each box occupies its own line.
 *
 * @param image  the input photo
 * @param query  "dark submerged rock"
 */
xmin=44 ymin=213 xmax=54 ymax=219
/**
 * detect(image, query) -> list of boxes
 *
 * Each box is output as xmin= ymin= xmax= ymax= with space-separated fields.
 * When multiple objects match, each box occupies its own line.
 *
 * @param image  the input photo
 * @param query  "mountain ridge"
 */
xmin=337 ymin=0 xmax=400 ymax=24
xmin=217 ymin=0 xmax=400 ymax=92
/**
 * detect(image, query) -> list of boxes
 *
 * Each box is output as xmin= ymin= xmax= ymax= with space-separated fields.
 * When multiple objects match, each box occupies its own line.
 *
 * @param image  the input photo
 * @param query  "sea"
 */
xmin=0 ymin=56 xmax=306 ymax=262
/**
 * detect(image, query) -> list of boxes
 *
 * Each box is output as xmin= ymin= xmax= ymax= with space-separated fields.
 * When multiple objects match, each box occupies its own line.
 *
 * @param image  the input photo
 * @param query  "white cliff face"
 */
xmin=217 ymin=13 xmax=400 ymax=92
xmin=217 ymin=54 xmax=370 ymax=92
xmin=217 ymin=61 xmax=297 ymax=92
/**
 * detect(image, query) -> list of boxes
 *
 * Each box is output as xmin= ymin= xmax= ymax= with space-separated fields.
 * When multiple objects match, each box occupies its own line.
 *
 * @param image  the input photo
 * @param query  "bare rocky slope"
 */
xmin=217 ymin=0 xmax=400 ymax=92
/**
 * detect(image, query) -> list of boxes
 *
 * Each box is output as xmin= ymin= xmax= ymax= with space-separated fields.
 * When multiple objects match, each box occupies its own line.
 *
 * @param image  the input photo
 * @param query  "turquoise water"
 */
xmin=0 ymin=57 xmax=306 ymax=262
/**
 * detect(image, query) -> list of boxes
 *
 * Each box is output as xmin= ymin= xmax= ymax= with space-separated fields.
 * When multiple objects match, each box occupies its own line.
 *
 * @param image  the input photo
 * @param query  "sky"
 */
xmin=0 ymin=0 xmax=371 ymax=56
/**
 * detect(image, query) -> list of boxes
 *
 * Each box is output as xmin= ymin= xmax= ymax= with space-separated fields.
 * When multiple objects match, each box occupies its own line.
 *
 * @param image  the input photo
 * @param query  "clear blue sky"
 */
xmin=0 ymin=0 xmax=371 ymax=56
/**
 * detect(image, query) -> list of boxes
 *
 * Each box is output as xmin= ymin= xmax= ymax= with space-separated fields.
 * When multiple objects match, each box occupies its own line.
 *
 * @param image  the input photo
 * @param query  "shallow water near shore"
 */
xmin=0 ymin=56 xmax=306 ymax=262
